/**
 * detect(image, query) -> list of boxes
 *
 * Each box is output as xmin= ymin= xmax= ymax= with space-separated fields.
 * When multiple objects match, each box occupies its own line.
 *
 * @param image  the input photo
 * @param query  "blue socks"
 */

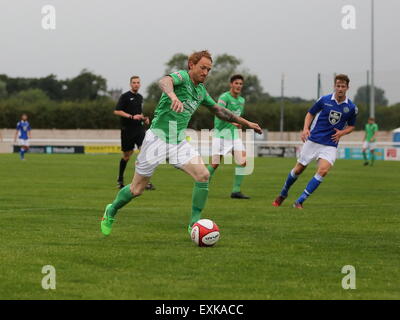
xmin=296 ymin=174 xmax=324 ymax=204
xmin=20 ymin=148 xmax=26 ymax=160
xmin=279 ymin=169 xmax=325 ymax=204
xmin=280 ymin=169 xmax=298 ymax=197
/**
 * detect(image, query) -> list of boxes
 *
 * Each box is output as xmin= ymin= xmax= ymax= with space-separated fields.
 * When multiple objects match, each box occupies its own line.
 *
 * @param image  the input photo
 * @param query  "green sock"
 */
xmin=190 ymin=181 xmax=209 ymax=226
xmin=207 ymin=165 xmax=216 ymax=182
xmin=370 ymin=152 xmax=375 ymax=166
xmin=109 ymin=184 xmax=134 ymax=218
xmin=232 ymin=166 xmax=245 ymax=193
xmin=362 ymin=151 xmax=368 ymax=162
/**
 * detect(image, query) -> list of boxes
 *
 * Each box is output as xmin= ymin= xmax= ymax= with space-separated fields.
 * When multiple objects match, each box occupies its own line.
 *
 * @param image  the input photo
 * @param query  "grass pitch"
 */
xmin=0 ymin=154 xmax=399 ymax=299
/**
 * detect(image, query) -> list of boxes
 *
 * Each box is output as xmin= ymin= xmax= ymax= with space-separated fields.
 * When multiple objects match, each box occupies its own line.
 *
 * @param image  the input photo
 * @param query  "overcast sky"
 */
xmin=1 ymin=0 xmax=399 ymax=104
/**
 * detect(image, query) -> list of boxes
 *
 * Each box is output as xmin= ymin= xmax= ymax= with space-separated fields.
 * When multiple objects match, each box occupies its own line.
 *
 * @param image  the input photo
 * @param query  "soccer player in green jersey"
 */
xmin=101 ymin=50 xmax=262 ymax=237
xmin=207 ymin=74 xmax=251 ymax=199
xmin=362 ymin=117 xmax=379 ymax=166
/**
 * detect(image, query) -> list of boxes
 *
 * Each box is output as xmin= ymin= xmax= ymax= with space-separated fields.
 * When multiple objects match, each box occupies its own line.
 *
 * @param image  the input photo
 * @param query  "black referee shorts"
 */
xmin=121 ymin=129 xmax=146 ymax=152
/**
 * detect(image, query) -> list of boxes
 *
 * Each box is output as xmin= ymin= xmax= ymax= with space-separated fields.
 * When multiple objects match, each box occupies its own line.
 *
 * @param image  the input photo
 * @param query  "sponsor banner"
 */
xmin=338 ymin=147 xmax=385 ymax=160
xmin=385 ymin=148 xmax=400 ymax=161
xmin=13 ymin=145 xmax=84 ymax=154
xmin=84 ymin=145 xmax=121 ymax=154
xmin=257 ymin=146 xmax=297 ymax=158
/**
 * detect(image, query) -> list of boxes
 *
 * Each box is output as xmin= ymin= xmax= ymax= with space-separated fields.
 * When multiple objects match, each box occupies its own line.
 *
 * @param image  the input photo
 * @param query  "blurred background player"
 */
xmin=362 ymin=117 xmax=379 ymax=166
xmin=207 ymin=74 xmax=250 ymax=199
xmin=272 ymin=74 xmax=358 ymax=209
xmin=101 ymin=50 xmax=262 ymax=237
xmin=114 ymin=76 xmax=155 ymax=190
xmin=13 ymin=113 xmax=31 ymax=160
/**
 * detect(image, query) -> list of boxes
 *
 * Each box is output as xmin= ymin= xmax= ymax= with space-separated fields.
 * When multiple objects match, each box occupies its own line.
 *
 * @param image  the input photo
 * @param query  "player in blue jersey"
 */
xmin=272 ymin=74 xmax=358 ymax=209
xmin=14 ymin=114 xmax=31 ymax=160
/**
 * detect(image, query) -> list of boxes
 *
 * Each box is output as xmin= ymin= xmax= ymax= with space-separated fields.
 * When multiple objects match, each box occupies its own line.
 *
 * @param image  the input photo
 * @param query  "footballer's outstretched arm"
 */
xmin=209 ymin=104 xmax=262 ymax=134
xmin=158 ymin=76 xmax=184 ymax=112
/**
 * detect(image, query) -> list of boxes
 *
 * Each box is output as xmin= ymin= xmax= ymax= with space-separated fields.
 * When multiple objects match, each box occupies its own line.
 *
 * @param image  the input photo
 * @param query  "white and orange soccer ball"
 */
xmin=190 ymin=219 xmax=220 ymax=247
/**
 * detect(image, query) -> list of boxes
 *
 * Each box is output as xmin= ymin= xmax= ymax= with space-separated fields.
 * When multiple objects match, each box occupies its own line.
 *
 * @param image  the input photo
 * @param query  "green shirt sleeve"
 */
xmin=168 ymin=70 xmax=187 ymax=86
xmin=202 ymin=91 xmax=217 ymax=108
xmin=217 ymin=94 xmax=229 ymax=108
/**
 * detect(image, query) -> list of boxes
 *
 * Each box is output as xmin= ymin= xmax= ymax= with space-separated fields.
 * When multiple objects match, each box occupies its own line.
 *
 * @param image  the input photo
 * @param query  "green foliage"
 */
xmin=356 ymin=103 xmax=400 ymax=130
xmin=354 ymin=85 xmax=389 ymax=107
xmin=0 ymin=96 xmax=119 ymax=129
xmin=63 ymin=69 xmax=108 ymax=101
xmin=0 ymin=70 xmax=108 ymax=101
xmin=146 ymin=81 xmax=163 ymax=102
xmin=165 ymin=53 xmax=188 ymax=73
xmin=0 ymin=74 xmax=63 ymax=100
xmin=0 ymin=67 xmax=398 ymax=131
xmin=0 ymin=80 xmax=7 ymax=99
xmin=2 ymin=95 xmax=399 ymax=130
xmin=146 ymin=52 xmax=265 ymax=103
xmin=184 ymin=100 xmax=310 ymax=132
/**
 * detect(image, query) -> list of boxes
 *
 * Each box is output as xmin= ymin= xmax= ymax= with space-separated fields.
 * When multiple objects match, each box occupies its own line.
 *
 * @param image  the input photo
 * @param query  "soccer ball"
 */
xmin=190 ymin=219 xmax=220 ymax=247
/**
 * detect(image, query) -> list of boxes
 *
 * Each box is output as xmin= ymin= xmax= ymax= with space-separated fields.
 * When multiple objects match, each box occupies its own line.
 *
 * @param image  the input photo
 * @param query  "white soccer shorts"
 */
xmin=18 ymin=139 xmax=29 ymax=147
xmin=135 ymin=129 xmax=200 ymax=177
xmin=362 ymin=141 xmax=376 ymax=150
xmin=211 ymin=137 xmax=245 ymax=156
xmin=298 ymin=140 xmax=337 ymax=166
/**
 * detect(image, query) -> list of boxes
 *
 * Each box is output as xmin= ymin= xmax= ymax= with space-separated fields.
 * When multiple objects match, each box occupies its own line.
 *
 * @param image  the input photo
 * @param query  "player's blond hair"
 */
xmin=188 ymin=50 xmax=212 ymax=70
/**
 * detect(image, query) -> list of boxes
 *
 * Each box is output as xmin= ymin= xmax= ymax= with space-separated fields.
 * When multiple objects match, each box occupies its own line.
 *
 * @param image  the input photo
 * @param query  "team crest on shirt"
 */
xmin=343 ymin=106 xmax=350 ymax=113
xmin=329 ymin=110 xmax=342 ymax=125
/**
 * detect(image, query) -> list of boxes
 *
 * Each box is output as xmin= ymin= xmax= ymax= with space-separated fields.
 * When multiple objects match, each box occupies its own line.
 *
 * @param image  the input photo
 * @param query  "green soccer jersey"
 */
xmin=213 ymin=91 xmax=245 ymax=140
xmin=365 ymin=123 xmax=378 ymax=142
xmin=150 ymin=70 xmax=216 ymax=144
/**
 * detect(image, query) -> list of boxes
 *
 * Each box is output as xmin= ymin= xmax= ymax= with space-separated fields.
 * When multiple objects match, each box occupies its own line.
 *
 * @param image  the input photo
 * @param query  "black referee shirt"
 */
xmin=115 ymin=91 xmax=144 ymax=131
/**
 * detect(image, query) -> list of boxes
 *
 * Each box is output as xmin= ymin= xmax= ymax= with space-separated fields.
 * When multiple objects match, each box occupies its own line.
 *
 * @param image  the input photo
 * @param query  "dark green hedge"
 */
xmin=1 ymin=97 xmax=399 ymax=131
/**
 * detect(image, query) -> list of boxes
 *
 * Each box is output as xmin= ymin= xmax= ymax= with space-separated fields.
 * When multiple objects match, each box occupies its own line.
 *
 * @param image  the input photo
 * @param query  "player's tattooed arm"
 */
xmin=210 ymin=105 xmax=262 ymax=134
xmin=158 ymin=76 xmax=184 ymax=112
xmin=158 ymin=76 xmax=174 ymax=95
xmin=210 ymin=104 xmax=238 ymax=123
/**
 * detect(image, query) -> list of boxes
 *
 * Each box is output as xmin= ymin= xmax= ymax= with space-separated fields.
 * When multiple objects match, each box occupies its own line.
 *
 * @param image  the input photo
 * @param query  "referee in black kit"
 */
xmin=114 ymin=75 xmax=155 ymax=190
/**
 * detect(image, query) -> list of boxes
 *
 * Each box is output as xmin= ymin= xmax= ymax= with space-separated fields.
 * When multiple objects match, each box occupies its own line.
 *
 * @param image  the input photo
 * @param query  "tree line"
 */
xmin=0 ymin=53 xmax=398 ymax=131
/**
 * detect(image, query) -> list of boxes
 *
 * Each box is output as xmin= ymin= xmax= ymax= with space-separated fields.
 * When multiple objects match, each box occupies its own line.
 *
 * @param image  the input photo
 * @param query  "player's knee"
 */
xmin=212 ymin=163 xmax=219 ymax=169
xmin=196 ymin=170 xmax=210 ymax=182
xmin=237 ymin=161 xmax=246 ymax=167
xmin=317 ymin=168 xmax=329 ymax=177
xmin=294 ymin=165 xmax=306 ymax=175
